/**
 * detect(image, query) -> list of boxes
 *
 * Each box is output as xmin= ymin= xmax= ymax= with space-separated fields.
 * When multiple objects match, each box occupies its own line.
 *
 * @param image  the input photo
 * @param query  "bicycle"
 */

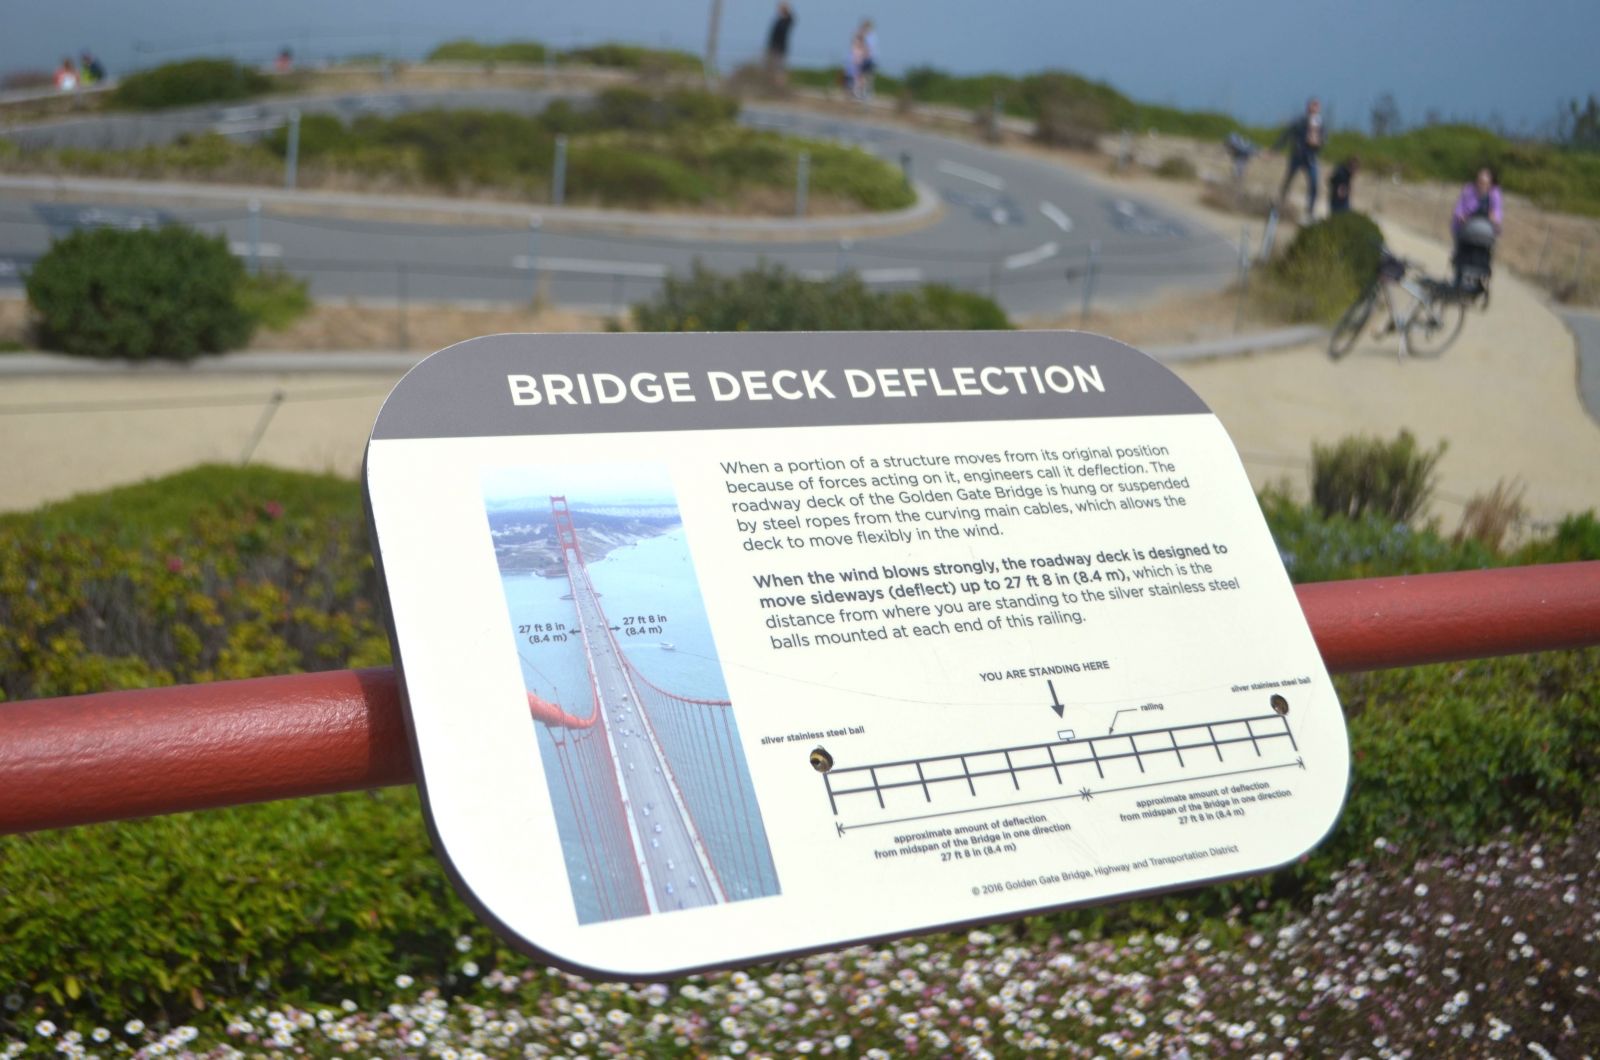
xmin=1328 ymin=248 xmax=1489 ymax=361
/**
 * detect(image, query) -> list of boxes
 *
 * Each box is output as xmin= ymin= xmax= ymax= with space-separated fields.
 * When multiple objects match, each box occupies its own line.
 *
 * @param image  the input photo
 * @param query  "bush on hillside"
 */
xmin=560 ymin=43 xmax=702 ymax=74
xmin=1255 ymin=210 xmax=1384 ymax=322
xmin=109 ymin=58 xmax=272 ymax=110
xmin=1154 ymin=155 xmax=1197 ymax=180
xmin=25 ymin=226 xmax=256 ymax=360
xmin=1310 ymin=429 xmax=1446 ymax=525
xmin=631 ymin=263 xmax=1010 ymax=332
xmin=425 ymin=39 xmax=548 ymax=64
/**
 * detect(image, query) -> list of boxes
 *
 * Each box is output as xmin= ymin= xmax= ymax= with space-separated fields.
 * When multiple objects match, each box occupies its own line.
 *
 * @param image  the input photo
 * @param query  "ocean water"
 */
xmin=497 ymin=523 xmax=778 ymax=922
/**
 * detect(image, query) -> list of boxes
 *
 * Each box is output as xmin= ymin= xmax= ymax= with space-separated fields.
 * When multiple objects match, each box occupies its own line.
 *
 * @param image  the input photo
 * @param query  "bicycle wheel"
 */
xmin=1404 ymin=294 xmax=1467 ymax=358
xmin=1328 ymin=283 xmax=1378 ymax=360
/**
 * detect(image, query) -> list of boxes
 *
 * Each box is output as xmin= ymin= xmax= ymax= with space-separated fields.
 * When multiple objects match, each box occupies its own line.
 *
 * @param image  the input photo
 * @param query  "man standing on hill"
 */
xmin=1276 ymin=97 xmax=1325 ymax=218
xmin=766 ymin=3 xmax=795 ymax=89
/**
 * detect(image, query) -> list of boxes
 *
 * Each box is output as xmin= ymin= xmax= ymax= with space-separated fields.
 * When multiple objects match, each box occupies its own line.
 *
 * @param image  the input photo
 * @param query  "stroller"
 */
xmin=1452 ymin=215 xmax=1496 ymax=296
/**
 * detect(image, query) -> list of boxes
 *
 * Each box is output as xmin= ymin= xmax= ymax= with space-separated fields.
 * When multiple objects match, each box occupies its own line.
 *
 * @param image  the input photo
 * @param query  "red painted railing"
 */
xmin=2 ymin=562 xmax=1598 ymax=837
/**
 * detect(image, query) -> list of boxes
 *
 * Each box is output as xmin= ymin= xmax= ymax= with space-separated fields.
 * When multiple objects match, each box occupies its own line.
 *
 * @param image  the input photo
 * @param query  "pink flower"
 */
xmin=264 ymin=500 xmax=285 ymax=520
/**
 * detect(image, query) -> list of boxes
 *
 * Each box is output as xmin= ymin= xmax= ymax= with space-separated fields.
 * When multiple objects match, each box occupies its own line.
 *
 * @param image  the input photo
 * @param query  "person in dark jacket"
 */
xmin=1328 ymin=156 xmax=1359 ymax=214
xmin=766 ymin=3 xmax=795 ymax=88
xmin=1276 ymin=97 xmax=1324 ymax=217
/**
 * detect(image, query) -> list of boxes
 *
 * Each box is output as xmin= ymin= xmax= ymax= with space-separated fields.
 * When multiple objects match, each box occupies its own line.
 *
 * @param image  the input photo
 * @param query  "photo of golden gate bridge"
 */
xmin=481 ymin=465 xmax=780 ymax=924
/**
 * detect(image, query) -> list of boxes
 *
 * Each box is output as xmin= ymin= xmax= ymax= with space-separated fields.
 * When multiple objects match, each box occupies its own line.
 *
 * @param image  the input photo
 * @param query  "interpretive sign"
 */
xmin=364 ymin=331 xmax=1348 ymax=979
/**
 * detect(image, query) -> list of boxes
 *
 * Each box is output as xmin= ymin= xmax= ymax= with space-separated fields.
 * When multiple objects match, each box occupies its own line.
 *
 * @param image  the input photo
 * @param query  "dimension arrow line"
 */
xmin=835 ymin=760 xmax=1307 ymax=832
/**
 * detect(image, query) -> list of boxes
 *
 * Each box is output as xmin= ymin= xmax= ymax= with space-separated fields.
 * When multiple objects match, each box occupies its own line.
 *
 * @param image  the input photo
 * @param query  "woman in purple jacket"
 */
xmin=1450 ymin=167 xmax=1502 ymax=288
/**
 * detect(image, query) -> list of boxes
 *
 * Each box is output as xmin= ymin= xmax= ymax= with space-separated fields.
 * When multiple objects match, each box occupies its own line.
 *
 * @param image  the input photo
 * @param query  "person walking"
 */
xmin=844 ymin=31 xmax=865 ymax=100
xmin=1275 ymin=97 xmax=1324 ymax=218
xmin=765 ymin=3 xmax=794 ymax=89
xmin=1328 ymin=156 xmax=1359 ymax=214
xmin=53 ymin=57 xmax=78 ymax=92
xmin=856 ymin=19 xmax=878 ymax=100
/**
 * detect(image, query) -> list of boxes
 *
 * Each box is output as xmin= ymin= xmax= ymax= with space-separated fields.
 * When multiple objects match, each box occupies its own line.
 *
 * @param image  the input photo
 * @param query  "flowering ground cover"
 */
xmin=2 ymin=466 xmax=1598 ymax=1057
xmin=5 ymin=818 xmax=1594 ymax=1058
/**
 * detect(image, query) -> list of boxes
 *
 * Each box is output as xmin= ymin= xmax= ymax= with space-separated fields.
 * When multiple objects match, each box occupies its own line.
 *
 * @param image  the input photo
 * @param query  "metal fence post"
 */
xmin=1234 ymin=225 xmax=1251 ymax=332
xmin=284 ymin=109 xmax=300 ymax=190
xmin=247 ymin=199 xmax=262 ymax=276
xmin=836 ymin=238 xmax=851 ymax=276
xmin=1079 ymin=240 xmax=1100 ymax=326
xmin=526 ymin=216 xmax=542 ymax=303
xmin=396 ymin=263 xmax=409 ymax=351
xmin=795 ymin=151 xmax=809 ymax=218
xmin=1535 ymin=225 xmax=1554 ymax=281
xmin=552 ymin=135 xmax=568 ymax=206
xmin=240 ymin=389 xmax=286 ymax=466
xmin=899 ymin=151 xmax=913 ymax=191
xmin=1259 ymin=206 xmax=1279 ymax=263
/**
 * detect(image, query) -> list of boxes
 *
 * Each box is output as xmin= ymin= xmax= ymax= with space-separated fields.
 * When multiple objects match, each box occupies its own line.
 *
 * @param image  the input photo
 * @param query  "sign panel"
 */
xmin=363 ymin=331 xmax=1348 ymax=979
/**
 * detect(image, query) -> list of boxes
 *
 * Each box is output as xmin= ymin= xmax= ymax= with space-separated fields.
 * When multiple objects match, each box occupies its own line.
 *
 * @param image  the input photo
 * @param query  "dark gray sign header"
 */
xmin=369 ymin=331 xmax=1209 ymax=440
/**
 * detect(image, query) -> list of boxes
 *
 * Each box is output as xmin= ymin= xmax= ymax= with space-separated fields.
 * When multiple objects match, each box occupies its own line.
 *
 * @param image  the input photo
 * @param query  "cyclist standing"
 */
xmin=1276 ymin=98 xmax=1325 ymax=218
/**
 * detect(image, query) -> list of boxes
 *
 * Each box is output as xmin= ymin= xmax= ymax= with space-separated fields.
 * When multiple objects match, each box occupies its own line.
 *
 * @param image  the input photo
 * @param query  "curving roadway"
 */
xmin=0 ymin=89 xmax=1241 ymax=319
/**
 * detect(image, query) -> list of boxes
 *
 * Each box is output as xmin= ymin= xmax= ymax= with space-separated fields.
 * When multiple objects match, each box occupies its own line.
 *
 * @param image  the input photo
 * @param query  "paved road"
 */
xmin=567 ymin=555 xmax=721 ymax=914
xmin=0 ymin=89 xmax=1239 ymax=318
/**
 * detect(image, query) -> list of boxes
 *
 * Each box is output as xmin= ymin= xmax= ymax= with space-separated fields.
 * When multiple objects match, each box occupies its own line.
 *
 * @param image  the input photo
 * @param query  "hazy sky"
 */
xmin=7 ymin=0 xmax=1595 ymax=134
xmin=482 ymin=463 xmax=676 ymax=509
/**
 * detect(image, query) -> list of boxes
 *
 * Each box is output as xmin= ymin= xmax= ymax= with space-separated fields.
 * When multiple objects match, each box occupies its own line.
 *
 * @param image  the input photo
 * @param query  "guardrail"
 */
xmin=1 ymin=561 xmax=1597 ymax=837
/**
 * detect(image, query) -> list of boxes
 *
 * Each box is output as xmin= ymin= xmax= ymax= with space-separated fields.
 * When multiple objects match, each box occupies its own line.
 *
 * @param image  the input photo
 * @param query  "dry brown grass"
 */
xmin=1019 ymin=286 xmax=1271 ymax=349
xmin=248 ymin=300 xmax=610 ymax=352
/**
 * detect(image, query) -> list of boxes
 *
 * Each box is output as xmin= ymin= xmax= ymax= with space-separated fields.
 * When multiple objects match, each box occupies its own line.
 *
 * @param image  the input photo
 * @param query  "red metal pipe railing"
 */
xmin=2 ymin=562 xmax=1598 ymax=838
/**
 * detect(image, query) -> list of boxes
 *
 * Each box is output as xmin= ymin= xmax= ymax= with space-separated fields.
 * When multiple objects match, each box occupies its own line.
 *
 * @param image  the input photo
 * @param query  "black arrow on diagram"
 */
xmin=1047 ymin=679 xmax=1064 ymax=718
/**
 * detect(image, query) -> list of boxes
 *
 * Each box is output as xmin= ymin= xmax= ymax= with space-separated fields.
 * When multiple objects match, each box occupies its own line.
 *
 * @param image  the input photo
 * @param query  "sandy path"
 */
xmin=1167 ymin=223 xmax=1598 ymax=528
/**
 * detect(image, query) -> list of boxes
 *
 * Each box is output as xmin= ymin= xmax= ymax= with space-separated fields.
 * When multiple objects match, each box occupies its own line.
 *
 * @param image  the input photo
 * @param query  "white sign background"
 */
xmin=365 ymin=334 xmax=1349 ymax=979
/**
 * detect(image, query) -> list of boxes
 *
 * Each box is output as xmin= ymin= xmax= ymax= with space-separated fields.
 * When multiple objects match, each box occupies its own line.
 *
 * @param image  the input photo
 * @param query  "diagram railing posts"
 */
xmin=239 ymin=389 xmax=286 ymax=466
xmin=795 ymin=150 xmax=809 ymax=218
xmin=551 ymin=135 xmax=568 ymax=206
xmin=284 ymin=108 xmax=300 ymax=190
xmin=246 ymin=198 xmax=261 ymax=276
xmin=1079 ymin=240 xmax=1100 ymax=326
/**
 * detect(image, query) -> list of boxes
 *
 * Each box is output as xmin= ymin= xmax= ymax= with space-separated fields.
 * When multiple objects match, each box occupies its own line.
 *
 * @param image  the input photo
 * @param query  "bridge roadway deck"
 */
xmin=565 ymin=552 xmax=722 ymax=914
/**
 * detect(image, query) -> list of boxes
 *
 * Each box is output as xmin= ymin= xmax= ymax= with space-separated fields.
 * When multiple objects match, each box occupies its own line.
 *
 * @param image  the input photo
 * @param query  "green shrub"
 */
xmin=235 ymin=270 xmax=310 ymax=331
xmin=560 ymin=43 xmax=703 ymax=74
xmin=1154 ymin=155 xmax=1197 ymax=180
xmin=110 ymin=58 xmax=272 ymax=110
xmin=631 ymin=262 xmax=1011 ymax=332
xmin=1311 ymin=429 xmax=1446 ymax=524
xmin=0 ymin=466 xmax=388 ymax=702
xmin=589 ymin=86 xmax=738 ymax=131
xmin=1255 ymin=210 xmax=1384 ymax=322
xmin=25 ymin=226 xmax=256 ymax=360
xmin=1261 ymin=486 xmax=1493 ymax=583
xmin=426 ymin=38 xmax=548 ymax=64
xmin=0 ymin=788 xmax=479 ymax=1021
xmin=1516 ymin=510 xmax=1600 ymax=564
